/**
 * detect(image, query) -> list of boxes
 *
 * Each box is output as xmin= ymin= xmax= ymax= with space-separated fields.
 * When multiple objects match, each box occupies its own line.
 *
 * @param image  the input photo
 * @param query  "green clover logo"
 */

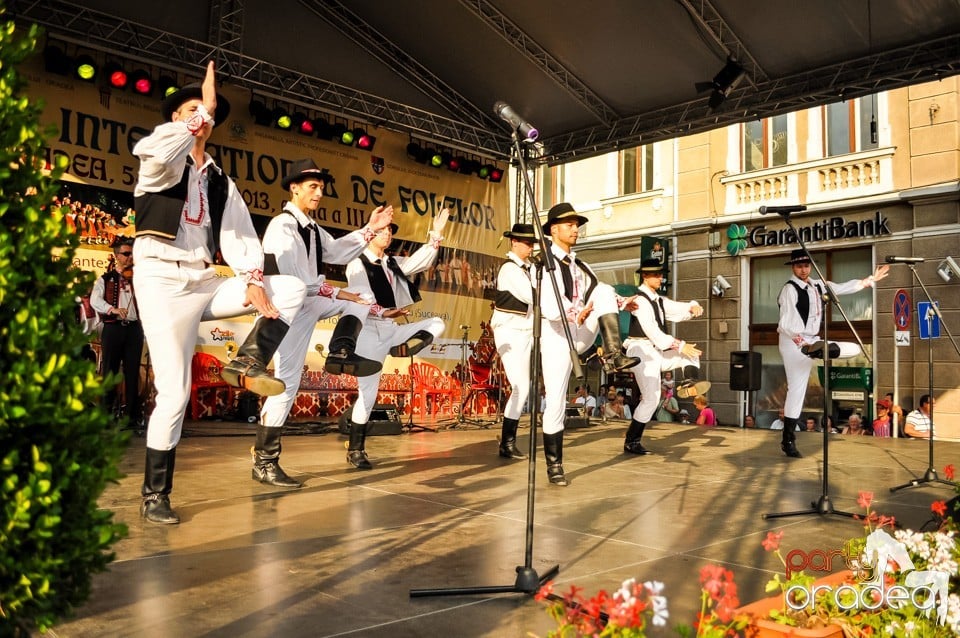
xmin=726 ymin=224 xmax=748 ymax=256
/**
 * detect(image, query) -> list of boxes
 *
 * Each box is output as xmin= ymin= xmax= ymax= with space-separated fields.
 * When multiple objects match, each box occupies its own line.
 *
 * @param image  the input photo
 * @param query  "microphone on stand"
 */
xmin=884 ymin=256 xmax=924 ymax=264
xmin=758 ymin=205 xmax=807 ymax=215
xmin=493 ymin=101 xmax=539 ymax=141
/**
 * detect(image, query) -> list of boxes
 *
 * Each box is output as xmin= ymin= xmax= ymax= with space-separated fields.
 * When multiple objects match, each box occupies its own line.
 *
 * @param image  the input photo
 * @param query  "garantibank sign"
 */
xmin=726 ymin=211 xmax=891 ymax=255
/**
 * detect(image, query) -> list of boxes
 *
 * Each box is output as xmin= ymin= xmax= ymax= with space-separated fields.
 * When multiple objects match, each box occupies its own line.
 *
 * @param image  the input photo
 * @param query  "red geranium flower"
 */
xmin=932 ymin=500 xmax=948 ymax=517
xmin=857 ymin=490 xmax=874 ymax=510
xmin=762 ymin=530 xmax=784 ymax=552
xmin=945 ymin=464 xmax=955 ymax=481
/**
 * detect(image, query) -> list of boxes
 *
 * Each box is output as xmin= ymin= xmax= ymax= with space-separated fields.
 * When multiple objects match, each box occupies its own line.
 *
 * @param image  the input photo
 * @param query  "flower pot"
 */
xmin=736 ymin=571 xmax=851 ymax=638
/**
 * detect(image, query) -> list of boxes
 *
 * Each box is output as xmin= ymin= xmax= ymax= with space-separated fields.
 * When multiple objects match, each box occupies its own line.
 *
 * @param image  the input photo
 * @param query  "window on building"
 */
xmin=621 ymin=145 xmax=654 ymax=195
xmin=742 ymin=114 xmax=788 ymax=172
xmin=539 ymin=163 xmax=565 ymax=210
xmin=825 ymin=95 xmax=879 ymax=157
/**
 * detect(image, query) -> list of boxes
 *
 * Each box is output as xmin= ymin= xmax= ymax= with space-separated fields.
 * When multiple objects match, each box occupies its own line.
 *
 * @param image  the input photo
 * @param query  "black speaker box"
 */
xmin=564 ymin=406 xmax=592 ymax=429
xmin=338 ymin=404 xmax=403 ymax=435
xmin=730 ymin=351 xmax=762 ymax=391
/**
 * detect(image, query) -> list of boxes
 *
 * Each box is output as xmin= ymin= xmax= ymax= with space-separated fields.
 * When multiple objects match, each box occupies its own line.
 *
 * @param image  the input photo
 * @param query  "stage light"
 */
xmin=292 ymin=112 xmax=314 ymax=135
xmin=430 ymin=151 xmax=444 ymax=167
xmin=354 ymin=129 xmax=376 ymax=151
xmin=460 ymin=158 xmax=480 ymax=175
xmin=249 ymin=98 xmax=272 ymax=126
xmin=312 ymin=117 xmax=332 ymax=139
xmin=130 ymin=69 xmax=153 ymax=95
xmin=407 ymin=142 xmax=430 ymax=164
xmin=488 ymin=166 xmax=504 ymax=182
xmin=158 ymin=76 xmax=178 ymax=98
xmin=330 ymin=122 xmax=348 ymax=142
xmin=74 ymin=54 xmax=97 ymax=82
xmin=103 ymin=61 xmax=127 ymax=89
xmin=446 ymin=154 xmax=462 ymax=172
xmin=695 ymin=57 xmax=745 ymax=110
xmin=273 ymin=107 xmax=292 ymax=130
xmin=339 ymin=128 xmax=355 ymax=145
xmin=479 ymin=164 xmax=493 ymax=179
xmin=937 ymin=256 xmax=960 ymax=282
xmin=43 ymin=44 xmax=72 ymax=76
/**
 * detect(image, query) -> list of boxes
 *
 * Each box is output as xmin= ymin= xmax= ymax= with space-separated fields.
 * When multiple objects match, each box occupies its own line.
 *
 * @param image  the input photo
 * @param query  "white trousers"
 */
xmin=134 ymin=258 xmax=305 ymax=450
xmin=540 ymin=283 xmax=619 ymax=435
xmin=624 ymin=338 xmax=700 ymax=424
xmin=350 ymin=317 xmax=446 ymax=425
xmin=493 ymin=325 xmax=533 ymax=420
xmin=778 ymin=335 xmax=860 ymax=419
xmin=259 ymin=295 xmax=368 ymax=429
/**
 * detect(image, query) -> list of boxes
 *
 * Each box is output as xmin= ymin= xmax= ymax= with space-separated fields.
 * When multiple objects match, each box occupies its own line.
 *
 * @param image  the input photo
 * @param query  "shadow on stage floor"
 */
xmin=53 ymin=418 xmax=955 ymax=638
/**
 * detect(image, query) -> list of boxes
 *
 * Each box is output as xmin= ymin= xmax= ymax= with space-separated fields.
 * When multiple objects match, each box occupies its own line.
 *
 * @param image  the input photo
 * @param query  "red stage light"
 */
xmin=131 ymin=70 xmax=153 ymax=95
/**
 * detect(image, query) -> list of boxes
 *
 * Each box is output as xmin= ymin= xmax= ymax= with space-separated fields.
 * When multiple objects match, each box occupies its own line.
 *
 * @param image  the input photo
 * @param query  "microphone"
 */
xmin=758 ymin=205 xmax=807 ymax=215
xmin=885 ymin=256 xmax=924 ymax=264
xmin=493 ymin=101 xmax=539 ymax=141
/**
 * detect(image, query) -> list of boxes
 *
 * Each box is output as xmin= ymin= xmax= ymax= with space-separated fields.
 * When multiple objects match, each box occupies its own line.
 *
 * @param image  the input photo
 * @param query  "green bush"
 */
xmin=0 ymin=14 xmax=127 ymax=636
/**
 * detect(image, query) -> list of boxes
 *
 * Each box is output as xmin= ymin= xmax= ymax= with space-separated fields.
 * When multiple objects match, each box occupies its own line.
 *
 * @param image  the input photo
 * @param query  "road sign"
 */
xmin=918 ymin=301 xmax=940 ymax=339
xmin=895 ymin=331 xmax=911 ymax=346
xmin=894 ymin=289 xmax=910 ymax=330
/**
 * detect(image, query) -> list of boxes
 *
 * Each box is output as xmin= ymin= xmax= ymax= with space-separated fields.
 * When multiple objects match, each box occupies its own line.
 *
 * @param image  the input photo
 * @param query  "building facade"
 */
xmin=527 ymin=78 xmax=960 ymax=439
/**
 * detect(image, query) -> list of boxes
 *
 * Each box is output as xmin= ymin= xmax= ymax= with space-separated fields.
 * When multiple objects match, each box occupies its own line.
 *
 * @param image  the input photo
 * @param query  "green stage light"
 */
xmin=75 ymin=54 xmax=97 ymax=81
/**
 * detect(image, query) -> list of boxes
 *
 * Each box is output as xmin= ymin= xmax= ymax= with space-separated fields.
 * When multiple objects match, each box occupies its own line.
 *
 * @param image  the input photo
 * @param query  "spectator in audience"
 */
xmin=743 ymin=414 xmax=756 ymax=428
xmin=804 ymin=416 xmax=819 ymax=432
xmin=903 ymin=394 xmax=934 ymax=439
xmin=678 ymin=409 xmax=691 ymax=424
xmin=842 ymin=413 xmax=868 ymax=435
xmin=872 ymin=399 xmax=893 ymax=437
xmin=694 ymin=394 xmax=716 ymax=426
xmin=770 ymin=408 xmax=786 ymax=430
xmin=656 ymin=388 xmax=679 ymax=423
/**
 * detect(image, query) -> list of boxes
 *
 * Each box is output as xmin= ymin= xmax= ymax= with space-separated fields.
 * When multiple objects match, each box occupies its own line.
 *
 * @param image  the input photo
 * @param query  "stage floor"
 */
xmin=52 ymin=417 xmax=957 ymax=637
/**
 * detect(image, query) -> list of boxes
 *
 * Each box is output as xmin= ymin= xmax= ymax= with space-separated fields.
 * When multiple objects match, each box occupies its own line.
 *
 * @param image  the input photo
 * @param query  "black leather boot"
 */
xmin=221 ymin=318 xmax=289 ymax=396
xmin=598 ymin=313 xmax=641 ymax=373
xmin=252 ymin=425 xmax=303 ymax=488
xmin=346 ymin=420 xmax=373 ymax=470
xmin=676 ymin=365 xmax=712 ymax=399
xmin=543 ymin=431 xmax=567 ymax=486
xmin=498 ymin=417 xmax=526 ymax=459
xmin=389 ymin=329 xmax=435 ymax=358
xmin=623 ymin=419 xmax=651 ymax=455
xmin=324 ymin=316 xmax=382 ymax=377
xmin=781 ymin=418 xmax=802 ymax=458
xmin=801 ymin=341 xmax=841 ymax=359
xmin=141 ymin=447 xmax=179 ymax=524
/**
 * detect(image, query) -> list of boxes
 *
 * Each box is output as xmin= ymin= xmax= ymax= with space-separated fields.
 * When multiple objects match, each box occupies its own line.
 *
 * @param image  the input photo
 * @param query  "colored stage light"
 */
xmin=354 ymin=128 xmax=376 ymax=151
xmin=273 ymin=107 xmax=292 ymax=130
xmin=75 ymin=54 xmax=97 ymax=81
xmin=430 ymin=152 xmax=443 ymax=167
xmin=158 ymin=76 xmax=178 ymax=98
xmin=331 ymin=122 xmax=348 ymax=142
xmin=488 ymin=167 xmax=504 ymax=182
xmin=292 ymin=113 xmax=314 ymax=135
xmin=340 ymin=128 xmax=355 ymax=145
xmin=479 ymin=164 xmax=493 ymax=179
xmin=446 ymin=155 xmax=462 ymax=172
xmin=131 ymin=69 xmax=153 ymax=95
xmin=104 ymin=62 xmax=128 ymax=89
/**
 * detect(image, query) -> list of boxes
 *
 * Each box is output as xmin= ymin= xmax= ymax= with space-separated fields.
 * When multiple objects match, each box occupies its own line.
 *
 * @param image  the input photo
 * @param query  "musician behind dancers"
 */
xmin=490 ymin=223 xmax=537 ymax=460
xmin=90 ymin=236 xmax=143 ymax=427
xmin=538 ymin=203 xmax=641 ymax=486
xmin=256 ymin=159 xmax=393 ymax=488
xmin=776 ymin=249 xmax=888 ymax=457
xmin=343 ymin=208 xmax=450 ymax=469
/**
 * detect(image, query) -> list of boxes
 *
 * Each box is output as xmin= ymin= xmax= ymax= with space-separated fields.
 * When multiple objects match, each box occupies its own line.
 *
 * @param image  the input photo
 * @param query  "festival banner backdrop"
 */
xmin=27 ymin=56 xmax=510 ymax=373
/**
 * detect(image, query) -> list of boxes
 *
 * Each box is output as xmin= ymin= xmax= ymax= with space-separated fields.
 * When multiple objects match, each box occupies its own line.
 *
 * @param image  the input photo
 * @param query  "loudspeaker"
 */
xmin=730 ymin=351 xmax=762 ymax=391
xmin=564 ymin=406 xmax=592 ymax=429
xmin=338 ymin=403 xmax=403 ymax=435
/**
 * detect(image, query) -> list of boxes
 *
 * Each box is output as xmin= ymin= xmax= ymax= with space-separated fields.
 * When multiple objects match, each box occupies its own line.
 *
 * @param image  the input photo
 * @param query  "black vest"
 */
xmin=263 ymin=211 xmax=323 ymax=276
xmin=628 ymin=293 xmax=665 ymax=337
xmin=782 ymin=280 xmax=823 ymax=326
xmin=134 ymin=159 xmax=228 ymax=258
xmin=494 ymin=262 xmax=530 ymax=315
xmin=98 ymin=270 xmax=125 ymax=323
xmin=556 ymin=250 xmax=598 ymax=302
xmin=360 ymin=254 xmax=421 ymax=307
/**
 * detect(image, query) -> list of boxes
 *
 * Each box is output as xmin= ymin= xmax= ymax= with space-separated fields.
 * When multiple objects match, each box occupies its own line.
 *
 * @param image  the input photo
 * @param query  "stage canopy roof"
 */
xmin=10 ymin=0 xmax=960 ymax=165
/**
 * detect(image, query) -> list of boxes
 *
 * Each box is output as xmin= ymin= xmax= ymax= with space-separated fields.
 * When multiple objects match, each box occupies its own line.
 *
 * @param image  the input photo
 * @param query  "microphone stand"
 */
xmin=450 ymin=325 xmax=488 ymax=429
xmin=411 ymin=124 xmax=583 ymax=599
xmin=889 ymin=263 xmax=959 ymax=492
xmin=764 ymin=212 xmax=871 ymax=521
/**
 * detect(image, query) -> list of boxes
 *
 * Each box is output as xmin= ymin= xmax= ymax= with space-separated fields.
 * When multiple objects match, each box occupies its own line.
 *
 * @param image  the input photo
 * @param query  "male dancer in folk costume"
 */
xmin=622 ymin=259 xmax=707 ymax=454
xmin=132 ymin=62 xmax=306 ymax=524
xmin=776 ymin=249 xmax=888 ymax=457
xmin=490 ymin=223 xmax=537 ymax=460
xmin=256 ymin=159 xmax=393 ymax=487
xmin=343 ymin=209 xmax=451 ymax=469
xmin=539 ymin=203 xmax=641 ymax=486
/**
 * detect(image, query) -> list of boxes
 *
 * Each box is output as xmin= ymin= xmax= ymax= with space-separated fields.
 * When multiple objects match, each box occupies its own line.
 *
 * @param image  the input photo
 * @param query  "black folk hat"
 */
xmin=503 ymin=223 xmax=537 ymax=242
xmin=784 ymin=249 xmax=813 ymax=265
xmin=636 ymin=258 xmax=667 ymax=275
xmin=160 ymin=83 xmax=231 ymax=127
xmin=281 ymin=159 xmax=334 ymax=190
xmin=542 ymin=202 xmax=588 ymax=233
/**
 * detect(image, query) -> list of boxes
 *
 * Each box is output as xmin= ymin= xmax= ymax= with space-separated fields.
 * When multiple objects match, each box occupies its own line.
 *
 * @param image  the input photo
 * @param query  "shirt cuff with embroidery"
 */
xmin=240 ymin=268 xmax=264 ymax=287
xmin=318 ymin=282 xmax=339 ymax=299
xmin=369 ymin=303 xmax=386 ymax=317
xmin=428 ymin=230 xmax=443 ymax=250
xmin=361 ymin=226 xmax=376 ymax=243
xmin=185 ymin=105 xmax=214 ymax=135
